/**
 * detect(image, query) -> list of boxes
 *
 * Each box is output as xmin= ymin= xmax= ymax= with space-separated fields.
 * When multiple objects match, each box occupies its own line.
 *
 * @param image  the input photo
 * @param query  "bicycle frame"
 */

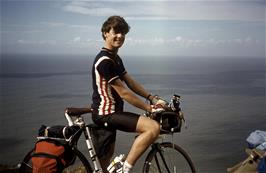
xmin=65 ymin=111 xmax=103 ymax=173
xmin=62 ymin=102 xmax=195 ymax=173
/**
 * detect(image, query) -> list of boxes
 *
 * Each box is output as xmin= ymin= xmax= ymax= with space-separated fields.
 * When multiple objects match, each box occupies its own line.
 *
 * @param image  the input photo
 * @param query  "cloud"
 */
xmin=63 ymin=1 xmax=118 ymax=16
xmin=17 ymin=39 xmax=57 ymax=45
xmin=73 ymin=36 xmax=81 ymax=42
xmin=62 ymin=1 xmax=265 ymax=22
xmin=126 ymin=36 xmax=262 ymax=48
xmin=40 ymin=22 xmax=66 ymax=27
xmin=68 ymin=24 xmax=97 ymax=32
xmin=64 ymin=36 xmax=103 ymax=49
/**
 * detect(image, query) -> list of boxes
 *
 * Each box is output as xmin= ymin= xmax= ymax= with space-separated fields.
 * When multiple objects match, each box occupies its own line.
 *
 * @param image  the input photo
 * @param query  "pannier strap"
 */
xmin=44 ymin=127 xmax=49 ymax=137
xmin=65 ymin=107 xmax=93 ymax=117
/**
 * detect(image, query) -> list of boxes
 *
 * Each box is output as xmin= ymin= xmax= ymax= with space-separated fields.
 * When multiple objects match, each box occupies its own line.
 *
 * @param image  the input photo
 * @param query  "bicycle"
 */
xmin=19 ymin=101 xmax=196 ymax=173
xmin=142 ymin=110 xmax=196 ymax=173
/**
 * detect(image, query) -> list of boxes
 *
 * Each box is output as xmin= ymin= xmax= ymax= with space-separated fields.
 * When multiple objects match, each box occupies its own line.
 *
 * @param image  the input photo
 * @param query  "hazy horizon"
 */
xmin=1 ymin=0 xmax=265 ymax=57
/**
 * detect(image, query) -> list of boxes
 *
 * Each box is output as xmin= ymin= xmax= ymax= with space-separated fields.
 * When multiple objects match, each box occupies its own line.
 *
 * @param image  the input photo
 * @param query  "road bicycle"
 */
xmin=19 ymin=102 xmax=196 ymax=173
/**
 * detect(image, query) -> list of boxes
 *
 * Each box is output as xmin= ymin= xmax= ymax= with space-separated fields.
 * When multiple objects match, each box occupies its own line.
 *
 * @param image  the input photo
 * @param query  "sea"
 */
xmin=0 ymin=54 xmax=265 ymax=173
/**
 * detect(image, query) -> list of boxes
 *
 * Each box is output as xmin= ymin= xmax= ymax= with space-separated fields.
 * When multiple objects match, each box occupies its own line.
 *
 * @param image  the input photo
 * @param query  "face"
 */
xmin=104 ymin=28 xmax=126 ymax=50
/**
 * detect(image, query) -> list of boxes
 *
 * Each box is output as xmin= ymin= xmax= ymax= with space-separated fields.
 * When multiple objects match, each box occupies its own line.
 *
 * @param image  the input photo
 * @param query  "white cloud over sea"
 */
xmin=1 ymin=0 xmax=265 ymax=57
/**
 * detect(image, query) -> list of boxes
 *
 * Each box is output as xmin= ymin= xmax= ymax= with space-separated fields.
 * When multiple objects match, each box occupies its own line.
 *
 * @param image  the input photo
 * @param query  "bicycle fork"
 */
xmin=84 ymin=126 xmax=103 ymax=173
xmin=153 ymin=143 xmax=175 ymax=173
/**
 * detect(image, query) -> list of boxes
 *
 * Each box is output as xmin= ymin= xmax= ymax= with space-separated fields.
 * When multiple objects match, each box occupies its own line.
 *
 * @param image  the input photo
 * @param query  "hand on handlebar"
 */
xmin=151 ymin=104 xmax=165 ymax=113
xmin=151 ymin=95 xmax=168 ymax=108
xmin=149 ymin=94 xmax=183 ymax=113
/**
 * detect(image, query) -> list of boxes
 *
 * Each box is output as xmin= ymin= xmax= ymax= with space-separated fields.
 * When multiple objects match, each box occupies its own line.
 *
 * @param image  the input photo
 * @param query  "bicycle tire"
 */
xmin=19 ymin=147 xmax=93 ymax=173
xmin=143 ymin=142 xmax=196 ymax=173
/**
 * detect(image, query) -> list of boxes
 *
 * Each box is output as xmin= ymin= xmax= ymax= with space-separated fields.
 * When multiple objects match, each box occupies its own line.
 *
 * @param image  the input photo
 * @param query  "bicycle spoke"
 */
xmin=22 ymin=162 xmax=33 ymax=170
xmin=143 ymin=142 xmax=195 ymax=173
xmin=154 ymin=154 xmax=163 ymax=173
xmin=157 ymin=149 xmax=171 ymax=173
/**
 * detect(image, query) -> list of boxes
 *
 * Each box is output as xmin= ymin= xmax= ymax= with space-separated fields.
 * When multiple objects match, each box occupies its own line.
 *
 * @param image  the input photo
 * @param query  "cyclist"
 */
xmin=91 ymin=15 xmax=167 ymax=173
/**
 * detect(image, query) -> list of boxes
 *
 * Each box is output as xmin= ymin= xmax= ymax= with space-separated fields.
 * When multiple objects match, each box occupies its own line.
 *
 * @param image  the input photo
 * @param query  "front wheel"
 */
xmin=19 ymin=147 xmax=93 ymax=173
xmin=143 ymin=142 xmax=196 ymax=173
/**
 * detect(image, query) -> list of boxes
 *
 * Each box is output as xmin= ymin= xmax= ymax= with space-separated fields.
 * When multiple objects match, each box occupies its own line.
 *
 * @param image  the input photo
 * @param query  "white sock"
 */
xmin=123 ymin=160 xmax=133 ymax=173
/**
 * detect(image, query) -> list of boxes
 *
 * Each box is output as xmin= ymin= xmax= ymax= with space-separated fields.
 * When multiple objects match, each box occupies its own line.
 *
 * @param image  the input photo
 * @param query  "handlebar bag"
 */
xmin=154 ymin=111 xmax=182 ymax=134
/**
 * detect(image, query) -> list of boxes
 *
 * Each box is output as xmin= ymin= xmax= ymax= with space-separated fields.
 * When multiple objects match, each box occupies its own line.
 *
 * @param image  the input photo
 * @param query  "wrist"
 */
xmin=147 ymin=105 xmax=153 ymax=113
xmin=149 ymin=95 xmax=157 ymax=102
xmin=146 ymin=94 xmax=152 ymax=100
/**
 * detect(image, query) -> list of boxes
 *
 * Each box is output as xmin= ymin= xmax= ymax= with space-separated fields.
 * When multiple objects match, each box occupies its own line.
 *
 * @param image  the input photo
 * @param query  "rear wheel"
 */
xmin=143 ymin=142 xmax=196 ymax=173
xmin=19 ymin=147 xmax=93 ymax=173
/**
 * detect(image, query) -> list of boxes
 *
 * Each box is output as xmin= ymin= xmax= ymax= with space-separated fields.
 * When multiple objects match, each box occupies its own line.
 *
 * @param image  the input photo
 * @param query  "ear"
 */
xmin=104 ymin=32 xmax=108 ymax=39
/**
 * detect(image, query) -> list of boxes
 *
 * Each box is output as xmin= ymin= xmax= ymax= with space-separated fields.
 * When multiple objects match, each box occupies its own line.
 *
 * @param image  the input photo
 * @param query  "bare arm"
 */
xmin=122 ymin=73 xmax=154 ymax=100
xmin=110 ymin=78 xmax=152 ymax=112
xmin=123 ymin=73 xmax=168 ymax=108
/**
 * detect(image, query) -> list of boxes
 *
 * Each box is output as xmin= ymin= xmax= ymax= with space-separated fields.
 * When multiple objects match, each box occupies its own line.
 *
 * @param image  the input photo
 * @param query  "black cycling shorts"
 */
xmin=92 ymin=111 xmax=140 ymax=132
xmin=91 ymin=112 xmax=140 ymax=159
xmin=89 ymin=124 xmax=116 ymax=159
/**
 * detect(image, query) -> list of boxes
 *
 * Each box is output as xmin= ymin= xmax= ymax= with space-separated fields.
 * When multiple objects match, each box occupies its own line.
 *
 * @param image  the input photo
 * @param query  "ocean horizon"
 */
xmin=1 ymin=54 xmax=265 ymax=173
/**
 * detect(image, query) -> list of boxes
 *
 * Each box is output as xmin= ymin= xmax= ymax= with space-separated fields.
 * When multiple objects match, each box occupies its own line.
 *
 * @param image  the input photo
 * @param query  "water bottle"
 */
xmin=107 ymin=154 xmax=124 ymax=173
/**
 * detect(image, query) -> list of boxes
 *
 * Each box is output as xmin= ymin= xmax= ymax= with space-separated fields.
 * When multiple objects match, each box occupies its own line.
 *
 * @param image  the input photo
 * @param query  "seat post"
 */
xmin=84 ymin=126 xmax=103 ymax=173
xmin=65 ymin=111 xmax=74 ymax=126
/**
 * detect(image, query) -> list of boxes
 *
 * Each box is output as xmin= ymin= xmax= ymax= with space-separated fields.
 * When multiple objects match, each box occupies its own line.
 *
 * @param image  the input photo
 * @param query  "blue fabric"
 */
xmin=258 ymin=158 xmax=266 ymax=173
xmin=257 ymin=142 xmax=266 ymax=151
xmin=246 ymin=130 xmax=266 ymax=149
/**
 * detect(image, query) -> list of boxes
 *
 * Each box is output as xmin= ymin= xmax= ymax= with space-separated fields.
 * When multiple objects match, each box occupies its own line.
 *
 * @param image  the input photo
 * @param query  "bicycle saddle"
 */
xmin=65 ymin=107 xmax=93 ymax=117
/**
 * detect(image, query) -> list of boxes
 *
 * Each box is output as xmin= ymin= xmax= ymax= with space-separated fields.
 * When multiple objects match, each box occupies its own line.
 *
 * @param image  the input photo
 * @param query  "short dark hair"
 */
xmin=101 ymin=15 xmax=130 ymax=40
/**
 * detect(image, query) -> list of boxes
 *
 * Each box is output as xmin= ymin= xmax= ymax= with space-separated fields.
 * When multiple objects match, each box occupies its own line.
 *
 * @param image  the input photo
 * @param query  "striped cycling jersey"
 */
xmin=91 ymin=48 xmax=127 ymax=115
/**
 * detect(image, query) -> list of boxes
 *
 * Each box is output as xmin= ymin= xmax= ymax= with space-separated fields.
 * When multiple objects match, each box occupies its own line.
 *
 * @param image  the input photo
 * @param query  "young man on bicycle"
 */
xmin=91 ymin=15 xmax=166 ymax=173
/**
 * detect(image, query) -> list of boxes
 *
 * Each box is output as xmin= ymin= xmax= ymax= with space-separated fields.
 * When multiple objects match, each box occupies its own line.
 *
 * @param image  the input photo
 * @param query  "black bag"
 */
xmin=38 ymin=125 xmax=80 ymax=140
xmin=153 ymin=111 xmax=182 ymax=134
xmin=31 ymin=125 xmax=80 ymax=173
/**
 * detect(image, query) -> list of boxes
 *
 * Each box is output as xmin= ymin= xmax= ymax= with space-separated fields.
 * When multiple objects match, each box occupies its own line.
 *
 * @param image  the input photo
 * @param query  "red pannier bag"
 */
xmin=32 ymin=139 xmax=69 ymax=173
xmin=31 ymin=125 xmax=79 ymax=173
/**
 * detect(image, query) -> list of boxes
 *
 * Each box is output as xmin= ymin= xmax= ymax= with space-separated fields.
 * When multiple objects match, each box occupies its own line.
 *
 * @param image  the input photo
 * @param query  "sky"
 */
xmin=1 ymin=0 xmax=265 ymax=57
